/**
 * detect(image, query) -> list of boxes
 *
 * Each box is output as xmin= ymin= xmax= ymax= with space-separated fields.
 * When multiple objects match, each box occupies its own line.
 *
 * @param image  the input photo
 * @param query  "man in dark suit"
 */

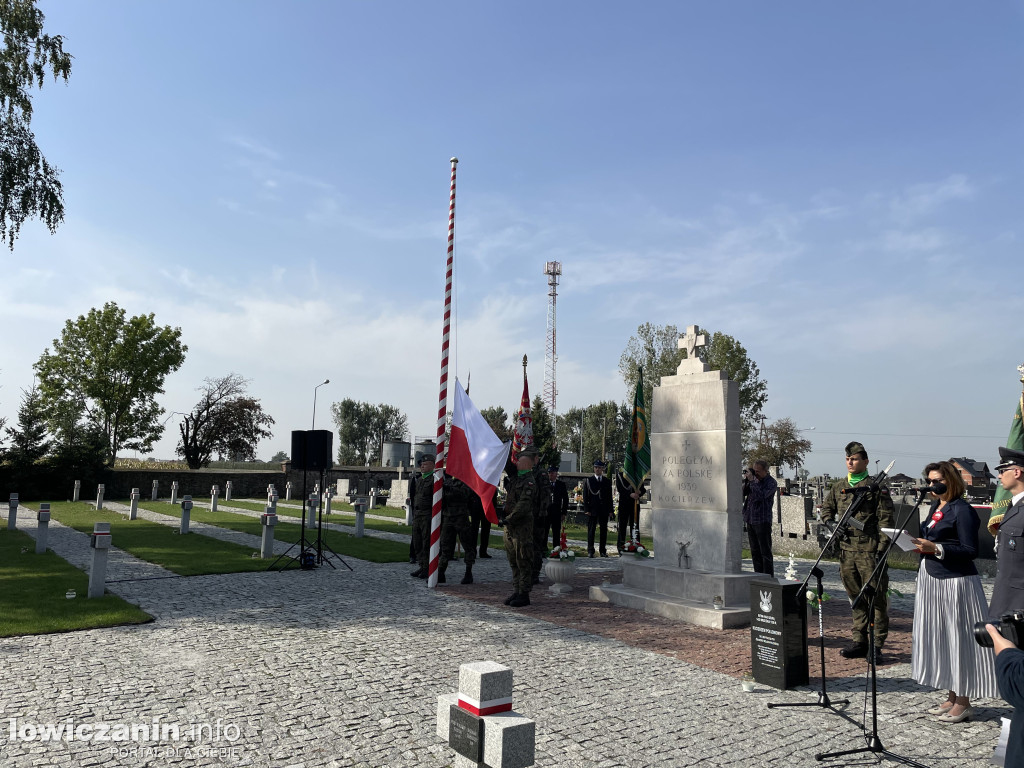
xmin=615 ymin=469 xmax=645 ymax=552
xmin=583 ymin=459 xmax=614 ymax=557
xmin=990 ymin=447 xmax=1024 ymax=618
xmin=545 ymin=466 xmax=570 ymax=549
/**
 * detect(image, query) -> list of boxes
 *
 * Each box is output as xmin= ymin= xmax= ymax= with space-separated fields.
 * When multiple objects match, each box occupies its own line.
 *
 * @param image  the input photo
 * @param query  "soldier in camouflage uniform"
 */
xmin=820 ymin=441 xmax=895 ymax=660
xmin=438 ymin=474 xmax=477 ymax=584
xmin=409 ymin=454 xmax=436 ymax=579
xmin=501 ymin=445 xmax=538 ymax=607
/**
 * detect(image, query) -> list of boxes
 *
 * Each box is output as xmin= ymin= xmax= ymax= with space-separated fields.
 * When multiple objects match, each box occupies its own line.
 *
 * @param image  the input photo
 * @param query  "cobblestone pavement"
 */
xmin=0 ymin=504 xmax=1007 ymax=767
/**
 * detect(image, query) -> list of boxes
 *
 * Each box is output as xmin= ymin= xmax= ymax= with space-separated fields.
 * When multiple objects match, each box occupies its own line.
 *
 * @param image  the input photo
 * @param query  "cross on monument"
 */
xmin=676 ymin=324 xmax=709 ymax=374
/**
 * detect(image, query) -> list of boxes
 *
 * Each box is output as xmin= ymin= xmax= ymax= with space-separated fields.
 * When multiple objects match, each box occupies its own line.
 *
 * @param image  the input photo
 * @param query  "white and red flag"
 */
xmin=510 ymin=369 xmax=533 ymax=464
xmin=447 ymin=378 xmax=510 ymax=524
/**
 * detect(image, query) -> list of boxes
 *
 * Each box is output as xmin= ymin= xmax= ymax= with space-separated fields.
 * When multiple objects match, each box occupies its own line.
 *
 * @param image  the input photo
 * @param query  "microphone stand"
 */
xmin=815 ymin=488 xmax=931 ymax=766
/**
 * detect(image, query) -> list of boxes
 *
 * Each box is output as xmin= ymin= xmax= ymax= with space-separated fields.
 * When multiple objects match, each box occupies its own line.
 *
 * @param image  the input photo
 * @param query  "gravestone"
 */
xmin=95 ymin=484 xmax=105 ymax=511
xmin=593 ymin=324 xmax=759 ymax=628
xmin=36 ymin=504 xmax=50 ymax=553
xmin=129 ymin=488 xmax=139 ymax=520
xmin=225 ymin=480 xmax=233 ymax=501
xmin=337 ymin=478 xmax=351 ymax=497
xmin=211 ymin=485 xmax=219 ymax=513
xmin=285 ymin=481 xmax=292 ymax=501
xmin=170 ymin=481 xmax=179 ymax=505
xmin=260 ymin=509 xmax=278 ymax=558
xmin=180 ymin=495 xmax=193 ymax=534
xmin=151 ymin=479 xmax=159 ymax=501
xmin=73 ymin=480 xmax=81 ymax=502
xmin=7 ymin=492 xmax=17 ymax=530
xmin=307 ymin=493 xmax=318 ymax=527
xmin=88 ymin=523 xmax=111 ymax=598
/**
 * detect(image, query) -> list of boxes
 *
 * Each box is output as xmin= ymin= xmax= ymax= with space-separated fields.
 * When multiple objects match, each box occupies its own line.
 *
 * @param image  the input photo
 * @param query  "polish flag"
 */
xmin=447 ymin=378 xmax=510 ymax=524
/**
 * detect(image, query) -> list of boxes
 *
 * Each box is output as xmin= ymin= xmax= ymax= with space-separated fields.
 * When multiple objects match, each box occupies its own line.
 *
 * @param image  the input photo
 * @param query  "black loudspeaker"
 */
xmin=291 ymin=430 xmax=333 ymax=471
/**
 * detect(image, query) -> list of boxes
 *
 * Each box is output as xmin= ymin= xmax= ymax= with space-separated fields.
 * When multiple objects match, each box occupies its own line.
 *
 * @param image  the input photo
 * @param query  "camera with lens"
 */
xmin=974 ymin=610 xmax=1024 ymax=648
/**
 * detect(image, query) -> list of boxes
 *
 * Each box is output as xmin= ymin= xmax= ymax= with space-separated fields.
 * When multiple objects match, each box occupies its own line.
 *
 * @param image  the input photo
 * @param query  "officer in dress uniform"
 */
xmin=545 ymin=466 xmax=570 ymax=549
xmin=989 ymin=447 xmax=1024 ymax=618
xmin=583 ymin=459 xmax=614 ymax=557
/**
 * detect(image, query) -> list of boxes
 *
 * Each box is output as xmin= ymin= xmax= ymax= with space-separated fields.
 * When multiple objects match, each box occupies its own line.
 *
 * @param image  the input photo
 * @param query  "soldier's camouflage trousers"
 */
xmin=839 ymin=547 xmax=889 ymax=647
xmin=504 ymin=523 xmax=534 ymax=595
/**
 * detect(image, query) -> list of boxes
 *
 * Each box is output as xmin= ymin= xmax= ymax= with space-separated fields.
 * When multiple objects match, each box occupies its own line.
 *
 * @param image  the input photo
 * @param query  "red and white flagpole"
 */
xmin=428 ymin=156 xmax=458 ymax=589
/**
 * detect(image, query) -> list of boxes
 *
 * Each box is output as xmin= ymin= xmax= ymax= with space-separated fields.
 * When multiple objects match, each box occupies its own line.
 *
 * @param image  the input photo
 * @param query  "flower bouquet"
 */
xmin=623 ymin=533 xmax=651 ymax=558
xmin=549 ymin=528 xmax=576 ymax=561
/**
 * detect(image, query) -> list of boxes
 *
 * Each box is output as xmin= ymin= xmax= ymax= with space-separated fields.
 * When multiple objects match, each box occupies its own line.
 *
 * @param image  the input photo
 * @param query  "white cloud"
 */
xmin=888 ymin=174 xmax=976 ymax=222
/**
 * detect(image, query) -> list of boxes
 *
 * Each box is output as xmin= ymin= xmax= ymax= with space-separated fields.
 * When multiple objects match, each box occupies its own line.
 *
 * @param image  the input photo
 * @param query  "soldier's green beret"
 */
xmin=845 ymin=441 xmax=868 ymax=459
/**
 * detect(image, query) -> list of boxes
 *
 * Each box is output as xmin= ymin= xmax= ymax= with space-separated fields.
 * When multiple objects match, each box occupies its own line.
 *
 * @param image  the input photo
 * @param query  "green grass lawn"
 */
xmin=0 ymin=528 xmax=152 ymax=637
xmin=137 ymin=503 xmax=410 ymax=564
xmin=46 ymin=502 xmax=271 ymax=576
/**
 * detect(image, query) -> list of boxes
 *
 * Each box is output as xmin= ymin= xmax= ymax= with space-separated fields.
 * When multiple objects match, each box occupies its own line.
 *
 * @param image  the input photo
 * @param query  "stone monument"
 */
xmin=437 ymin=661 xmax=535 ymax=768
xmin=592 ymin=324 xmax=759 ymax=628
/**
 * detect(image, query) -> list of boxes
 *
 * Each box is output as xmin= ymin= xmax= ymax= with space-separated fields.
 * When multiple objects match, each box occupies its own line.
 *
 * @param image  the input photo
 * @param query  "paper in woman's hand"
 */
xmin=880 ymin=528 xmax=918 ymax=552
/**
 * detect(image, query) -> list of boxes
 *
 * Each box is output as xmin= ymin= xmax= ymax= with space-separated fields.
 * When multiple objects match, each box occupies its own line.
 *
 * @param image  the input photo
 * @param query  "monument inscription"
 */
xmin=449 ymin=705 xmax=484 ymax=762
xmin=651 ymin=432 xmax=727 ymax=513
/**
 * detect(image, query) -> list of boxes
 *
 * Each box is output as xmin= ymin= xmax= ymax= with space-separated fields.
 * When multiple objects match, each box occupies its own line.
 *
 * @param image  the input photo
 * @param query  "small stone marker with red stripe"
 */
xmin=437 ymin=661 xmax=535 ymax=768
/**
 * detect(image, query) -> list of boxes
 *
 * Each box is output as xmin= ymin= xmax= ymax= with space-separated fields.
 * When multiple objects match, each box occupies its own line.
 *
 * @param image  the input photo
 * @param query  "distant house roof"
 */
xmin=949 ymin=457 xmax=993 ymax=480
xmin=889 ymin=473 xmax=916 ymax=484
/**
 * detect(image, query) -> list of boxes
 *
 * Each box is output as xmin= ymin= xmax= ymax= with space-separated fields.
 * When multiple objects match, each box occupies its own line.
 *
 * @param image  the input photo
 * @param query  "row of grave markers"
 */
xmin=72 ymin=479 xmax=298 ymax=504
xmin=6 ymin=488 xmax=286 ymax=598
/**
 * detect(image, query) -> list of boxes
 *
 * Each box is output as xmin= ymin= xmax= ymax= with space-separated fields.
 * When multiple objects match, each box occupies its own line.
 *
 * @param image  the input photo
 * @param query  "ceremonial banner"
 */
xmin=990 ymin=375 xmax=1024 ymax=535
xmin=623 ymin=367 xmax=651 ymax=492
xmin=447 ymin=379 xmax=511 ymax=525
xmin=510 ymin=368 xmax=533 ymax=463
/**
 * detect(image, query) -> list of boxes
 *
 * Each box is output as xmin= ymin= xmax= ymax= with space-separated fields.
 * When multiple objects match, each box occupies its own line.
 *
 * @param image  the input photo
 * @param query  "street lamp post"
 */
xmin=312 ymin=379 xmax=330 ymax=430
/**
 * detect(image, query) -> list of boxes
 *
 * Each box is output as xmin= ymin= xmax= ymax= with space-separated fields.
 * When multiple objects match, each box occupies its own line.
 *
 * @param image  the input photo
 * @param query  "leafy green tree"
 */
xmin=270 ymin=450 xmax=289 ymax=463
xmin=33 ymin=302 xmax=187 ymax=465
xmin=556 ymin=401 xmax=630 ymax=470
xmin=3 ymin=383 xmax=48 ymax=465
xmin=330 ymin=399 xmax=408 ymax=465
xmin=529 ymin=396 xmax=560 ymax=469
xmin=1 ymin=0 xmax=72 ymax=248
xmin=177 ymin=374 xmax=274 ymax=469
xmin=748 ymin=417 xmax=812 ymax=472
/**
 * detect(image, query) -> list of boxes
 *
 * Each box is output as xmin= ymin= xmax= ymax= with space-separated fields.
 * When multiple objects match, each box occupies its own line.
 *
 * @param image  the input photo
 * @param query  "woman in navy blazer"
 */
xmin=910 ymin=461 xmax=997 ymax=722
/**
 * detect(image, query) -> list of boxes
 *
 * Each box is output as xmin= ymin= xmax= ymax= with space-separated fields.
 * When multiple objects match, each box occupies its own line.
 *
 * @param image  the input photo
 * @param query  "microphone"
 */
xmin=839 ymin=459 xmax=897 ymax=495
xmin=909 ymin=482 xmax=947 ymax=494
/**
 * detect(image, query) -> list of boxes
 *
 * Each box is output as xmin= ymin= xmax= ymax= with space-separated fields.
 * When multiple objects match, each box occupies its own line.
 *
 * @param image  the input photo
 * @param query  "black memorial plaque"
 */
xmin=749 ymin=579 xmax=809 ymax=690
xmin=449 ymin=704 xmax=483 ymax=762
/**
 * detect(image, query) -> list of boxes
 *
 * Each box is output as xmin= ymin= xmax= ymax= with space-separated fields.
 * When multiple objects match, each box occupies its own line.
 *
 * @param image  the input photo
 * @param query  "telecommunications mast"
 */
xmin=543 ymin=261 xmax=561 ymax=421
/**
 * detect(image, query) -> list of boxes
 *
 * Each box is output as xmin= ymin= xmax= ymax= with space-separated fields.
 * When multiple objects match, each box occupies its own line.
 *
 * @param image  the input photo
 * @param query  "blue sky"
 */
xmin=1 ymin=1 xmax=1022 ymax=477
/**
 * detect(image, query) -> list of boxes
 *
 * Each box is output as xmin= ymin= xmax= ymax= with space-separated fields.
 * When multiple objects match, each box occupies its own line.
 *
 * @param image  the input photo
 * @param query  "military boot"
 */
xmin=438 ymin=565 xmax=447 ymax=584
xmin=509 ymin=593 xmax=531 ymax=608
xmin=461 ymin=565 xmax=473 ymax=585
xmin=410 ymin=568 xmax=424 ymax=578
xmin=504 ymin=592 xmax=519 ymax=605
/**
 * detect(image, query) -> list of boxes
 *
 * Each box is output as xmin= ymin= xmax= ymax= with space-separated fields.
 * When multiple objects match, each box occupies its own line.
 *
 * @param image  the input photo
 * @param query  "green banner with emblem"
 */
xmin=624 ymin=367 xmax=651 ymax=492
